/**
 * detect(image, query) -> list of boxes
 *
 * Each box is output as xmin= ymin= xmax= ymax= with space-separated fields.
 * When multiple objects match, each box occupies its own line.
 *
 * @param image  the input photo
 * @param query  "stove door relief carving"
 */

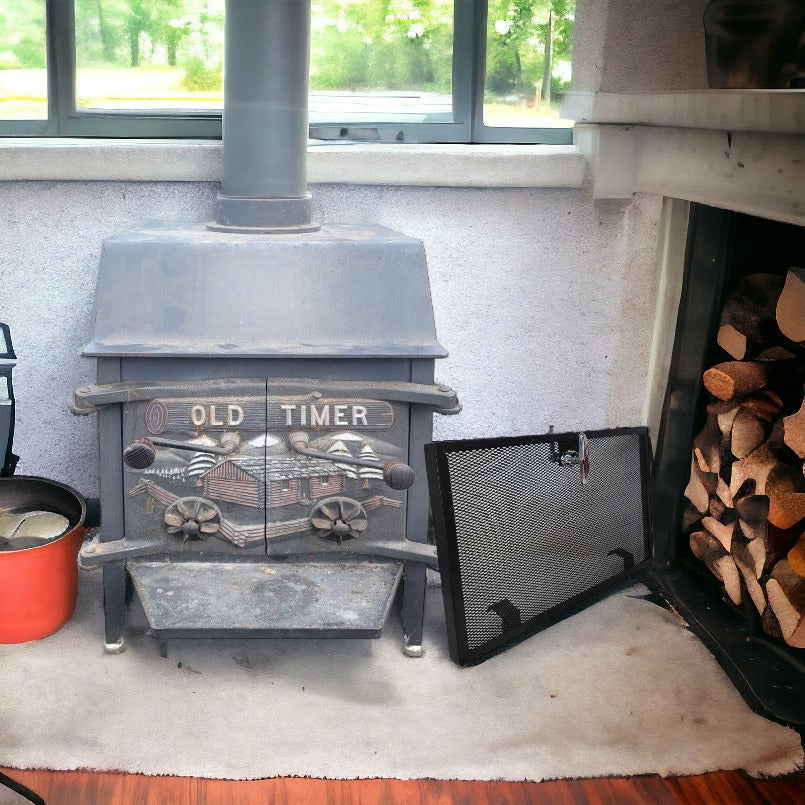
xmin=122 ymin=389 xmax=409 ymax=557
xmin=263 ymin=395 xmax=409 ymax=557
xmin=122 ymin=391 xmax=268 ymax=555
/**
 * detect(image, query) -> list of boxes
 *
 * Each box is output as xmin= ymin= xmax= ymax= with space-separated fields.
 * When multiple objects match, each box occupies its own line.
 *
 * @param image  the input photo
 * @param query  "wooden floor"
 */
xmin=1 ymin=768 xmax=803 ymax=804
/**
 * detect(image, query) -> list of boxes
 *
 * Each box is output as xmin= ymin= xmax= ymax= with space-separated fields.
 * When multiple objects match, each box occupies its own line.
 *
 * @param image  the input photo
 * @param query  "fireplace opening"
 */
xmin=651 ymin=203 xmax=805 ymax=728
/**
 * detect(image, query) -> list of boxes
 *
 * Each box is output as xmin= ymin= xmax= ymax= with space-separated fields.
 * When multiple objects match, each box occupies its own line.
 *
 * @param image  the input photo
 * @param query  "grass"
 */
xmin=0 ymin=67 xmax=573 ymax=128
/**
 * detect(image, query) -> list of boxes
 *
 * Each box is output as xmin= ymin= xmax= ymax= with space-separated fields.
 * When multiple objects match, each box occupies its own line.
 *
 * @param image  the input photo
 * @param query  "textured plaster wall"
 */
xmin=571 ymin=0 xmax=709 ymax=92
xmin=0 ymin=181 xmax=662 ymax=497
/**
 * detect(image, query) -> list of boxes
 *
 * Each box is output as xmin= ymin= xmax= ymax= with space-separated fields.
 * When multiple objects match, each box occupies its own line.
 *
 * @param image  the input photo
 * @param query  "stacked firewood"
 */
xmin=684 ymin=269 xmax=805 ymax=648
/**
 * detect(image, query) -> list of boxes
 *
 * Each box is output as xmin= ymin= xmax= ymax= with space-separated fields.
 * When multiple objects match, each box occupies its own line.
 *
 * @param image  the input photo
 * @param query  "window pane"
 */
xmin=483 ymin=0 xmax=574 ymax=128
xmin=309 ymin=0 xmax=454 ymax=124
xmin=74 ymin=0 xmax=454 ymax=123
xmin=0 ymin=1 xmax=47 ymax=120
xmin=75 ymin=0 xmax=225 ymax=112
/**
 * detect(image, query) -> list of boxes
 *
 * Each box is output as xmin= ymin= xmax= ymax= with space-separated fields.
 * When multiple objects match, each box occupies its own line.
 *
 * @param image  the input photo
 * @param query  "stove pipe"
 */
xmin=210 ymin=0 xmax=318 ymax=233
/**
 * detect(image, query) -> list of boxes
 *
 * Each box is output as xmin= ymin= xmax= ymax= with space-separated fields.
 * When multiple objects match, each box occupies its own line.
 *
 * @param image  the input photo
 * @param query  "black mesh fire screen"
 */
xmin=425 ymin=427 xmax=653 ymax=665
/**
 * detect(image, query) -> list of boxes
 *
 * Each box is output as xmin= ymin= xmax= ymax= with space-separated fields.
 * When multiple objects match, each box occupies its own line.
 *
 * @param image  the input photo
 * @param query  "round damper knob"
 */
xmin=383 ymin=462 xmax=415 ymax=490
xmin=123 ymin=438 xmax=156 ymax=469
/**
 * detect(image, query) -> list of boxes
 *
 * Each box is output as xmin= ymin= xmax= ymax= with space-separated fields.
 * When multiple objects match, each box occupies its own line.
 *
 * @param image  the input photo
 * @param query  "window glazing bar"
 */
xmin=451 ymin=0 xmax=478 ymax=134
xmin=46 ymin=0 xmax=75 ymax=136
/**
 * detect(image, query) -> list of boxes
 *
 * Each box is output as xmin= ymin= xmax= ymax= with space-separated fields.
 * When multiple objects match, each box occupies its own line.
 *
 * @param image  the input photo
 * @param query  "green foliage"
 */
xmin=310 ymin=0 xmax=453 ymax=92
xmin=9 ymin=36 xmax=46 ymax=69
xmin=550 ymin=74 xmax=570 ymax=99
xmin=486 ymin=0 xmax=575 ymax=98
xmin=182 ymin=56 xmax=222 ymax=92
xmin=0 ymin=0 xmax=573 ymax=102
xmin=72 ymin=0 xmax=222 ymax=71
xmin=0 ymin=4 xmax=46 ymax=70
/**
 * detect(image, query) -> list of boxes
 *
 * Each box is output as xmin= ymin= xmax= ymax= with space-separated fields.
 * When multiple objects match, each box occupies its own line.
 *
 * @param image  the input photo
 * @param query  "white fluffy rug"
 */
xmin=0 ymin=571 xmax=801 ymax=781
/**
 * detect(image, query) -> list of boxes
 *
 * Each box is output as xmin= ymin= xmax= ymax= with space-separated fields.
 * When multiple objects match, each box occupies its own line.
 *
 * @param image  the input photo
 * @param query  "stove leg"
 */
xmin=102 ymin=560 xmax=128 ymax=653
xmin=157 ymin=640 xmax=169 ymax=659
xmin=401 ymin=561 xmax=426 ymax=657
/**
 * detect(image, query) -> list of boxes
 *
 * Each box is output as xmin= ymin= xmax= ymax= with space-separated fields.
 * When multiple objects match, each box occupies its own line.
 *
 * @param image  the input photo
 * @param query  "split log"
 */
xmin=787 ymin=535 xmax=805 ymax=579
xmin=717 ymin=324 xmax=747 ymax=360
xmin=739 ymin=518 xmax=767 ymax=542
xmin=775 ymin=267 xmax=805 ymax=344
xmin=703 ymin=361 xmax=767 ymax=401
xmin=702 ymin=516 xmax=734 ymax=552
xmin=767 ymin=418 xmax=787 ymax=451
xmin=729 ymin=443 xmax=778 ymax=499
xmin=684 ymin=455 xmax=718 ymax=513
xmin=693 ymin=413 xmax=723 ymax=474
xmin=767 ymin=559 xmax=805 ymax=647
xmin=765 ymin=464 xmax=805 ymax=530
xmin=764 ymin=389 xmax=785 ymax=407
xmin=740 ymin=397 xmax=781 ymax=422
xmin=736 ymin=494 xmax=770 ymax=525
xmin=733 ymin=498 xmax=770 ymax=570
xmin=730 ymin=409 xmax=766 ymax=459
xmin=756 ymin=345 xmax=797 ymax=362
xmin=708 ymin=399 xmax=741 ymax=441
xmin=708 ymin=497 xmax=726 ymax=520
xmin=732 ymin=541 xmax=766 ymax=614
xmin=768 ymin=521 xmax=803 ymax=565
xmin=718 ymin=273 xmax=785 ymax=354
xmin=682 ymin=502 xmax=704 ymax=533
xmin=762 ymin=604 xmax=784 ymax=639
xmin=690 ymin=530 xmax=742 ymax=605
xmin=716 ymin=476 xmax=735 ymax=509
xmin=782 ymin=391 xmax=805 ymax=459
xmin=747 ymin=538 xmax=767 ymax=578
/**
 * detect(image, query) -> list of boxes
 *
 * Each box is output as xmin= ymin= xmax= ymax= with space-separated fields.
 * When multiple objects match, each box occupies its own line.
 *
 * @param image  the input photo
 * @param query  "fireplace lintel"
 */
xmin=569 ymin=90 xmax=805 ymax=227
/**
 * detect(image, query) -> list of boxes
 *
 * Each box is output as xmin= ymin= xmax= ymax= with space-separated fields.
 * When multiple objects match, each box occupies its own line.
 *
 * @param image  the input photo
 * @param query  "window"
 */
xmin=0 ymin=1 xmax=574 ymax=143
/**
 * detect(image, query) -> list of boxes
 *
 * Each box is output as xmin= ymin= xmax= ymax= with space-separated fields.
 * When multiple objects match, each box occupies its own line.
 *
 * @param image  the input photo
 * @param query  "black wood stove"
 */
xmin=72 ymin=0 xmax=459 ymax=656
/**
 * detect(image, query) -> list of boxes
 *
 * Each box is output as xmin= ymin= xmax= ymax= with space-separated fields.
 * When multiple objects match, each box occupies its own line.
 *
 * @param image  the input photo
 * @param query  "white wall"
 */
xmin=0 ymin=180 xmax=662 ymax=497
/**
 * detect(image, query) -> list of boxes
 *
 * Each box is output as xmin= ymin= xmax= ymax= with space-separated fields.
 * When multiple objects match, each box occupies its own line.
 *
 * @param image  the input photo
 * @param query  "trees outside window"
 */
xmin=0 ymin=1 xmax=575 ymax=140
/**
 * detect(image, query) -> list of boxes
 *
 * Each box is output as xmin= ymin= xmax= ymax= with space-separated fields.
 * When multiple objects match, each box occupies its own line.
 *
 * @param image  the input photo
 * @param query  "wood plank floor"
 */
xmin=1 ymin=768 xmax=803 ymax=804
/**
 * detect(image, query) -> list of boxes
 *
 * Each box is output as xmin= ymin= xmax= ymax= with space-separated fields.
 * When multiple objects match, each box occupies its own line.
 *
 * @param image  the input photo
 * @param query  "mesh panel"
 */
xmin=428 ymin=429 xmax=651 ymax=664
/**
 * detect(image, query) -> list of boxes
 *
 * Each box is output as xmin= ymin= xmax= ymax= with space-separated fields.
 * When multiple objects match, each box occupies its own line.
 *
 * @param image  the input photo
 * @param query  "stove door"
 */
xmin=262 ymin=393 xmax=409 ymax=557
xmin=122 ymin=386 xmax=267 ymax=555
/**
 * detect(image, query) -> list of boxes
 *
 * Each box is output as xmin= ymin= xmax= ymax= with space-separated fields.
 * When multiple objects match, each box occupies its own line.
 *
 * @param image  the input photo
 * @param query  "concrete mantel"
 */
xmin=576 ymin=124 xmax=804 ymax=226
xmin=568 ymin=90 xmax=805 ymax=226
xmin=564 ymin=90 xmax=805 ymax=135
xmin=0 ymin=139 xmax=587 ymax=189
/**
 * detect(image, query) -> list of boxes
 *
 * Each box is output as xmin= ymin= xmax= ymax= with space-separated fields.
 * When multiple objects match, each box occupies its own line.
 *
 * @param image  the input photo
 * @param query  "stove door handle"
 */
xmin=289 ymin=431 xmax=415 ymax=490
xmin=123 ymin=435 xmax=239 ymax=469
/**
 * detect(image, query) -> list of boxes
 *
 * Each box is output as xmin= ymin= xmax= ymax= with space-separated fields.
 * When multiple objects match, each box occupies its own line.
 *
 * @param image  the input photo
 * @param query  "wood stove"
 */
xmin=71 ymin=0 xmax=459 ymax=656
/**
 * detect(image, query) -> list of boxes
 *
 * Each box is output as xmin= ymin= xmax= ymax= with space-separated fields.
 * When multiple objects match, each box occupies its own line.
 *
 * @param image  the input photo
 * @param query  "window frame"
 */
xmin=1 ymin=0 xmax=572 ymax=145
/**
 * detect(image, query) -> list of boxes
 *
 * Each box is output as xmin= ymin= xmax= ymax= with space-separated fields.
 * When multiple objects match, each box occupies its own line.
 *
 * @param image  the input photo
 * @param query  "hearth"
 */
xmin=72 ymin=0 xmax=459 ymax=657
xmin=650 ymin=203 xmax=805 ymax=727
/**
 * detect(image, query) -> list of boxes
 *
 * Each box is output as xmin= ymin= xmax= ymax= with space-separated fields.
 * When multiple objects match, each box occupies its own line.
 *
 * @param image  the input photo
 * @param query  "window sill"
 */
xmin=0 ymin=139 xmax=586 ymax=188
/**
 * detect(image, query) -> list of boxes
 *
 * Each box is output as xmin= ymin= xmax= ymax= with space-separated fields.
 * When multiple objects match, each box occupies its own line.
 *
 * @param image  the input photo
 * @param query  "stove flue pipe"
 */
xmin=209 ymin=0 xmax=318 ymax=233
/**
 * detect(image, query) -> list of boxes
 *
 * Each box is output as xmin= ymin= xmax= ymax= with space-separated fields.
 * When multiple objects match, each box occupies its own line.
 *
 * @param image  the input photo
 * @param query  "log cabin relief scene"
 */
xmin=125 ymin=396 xmax=405 ymax=549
